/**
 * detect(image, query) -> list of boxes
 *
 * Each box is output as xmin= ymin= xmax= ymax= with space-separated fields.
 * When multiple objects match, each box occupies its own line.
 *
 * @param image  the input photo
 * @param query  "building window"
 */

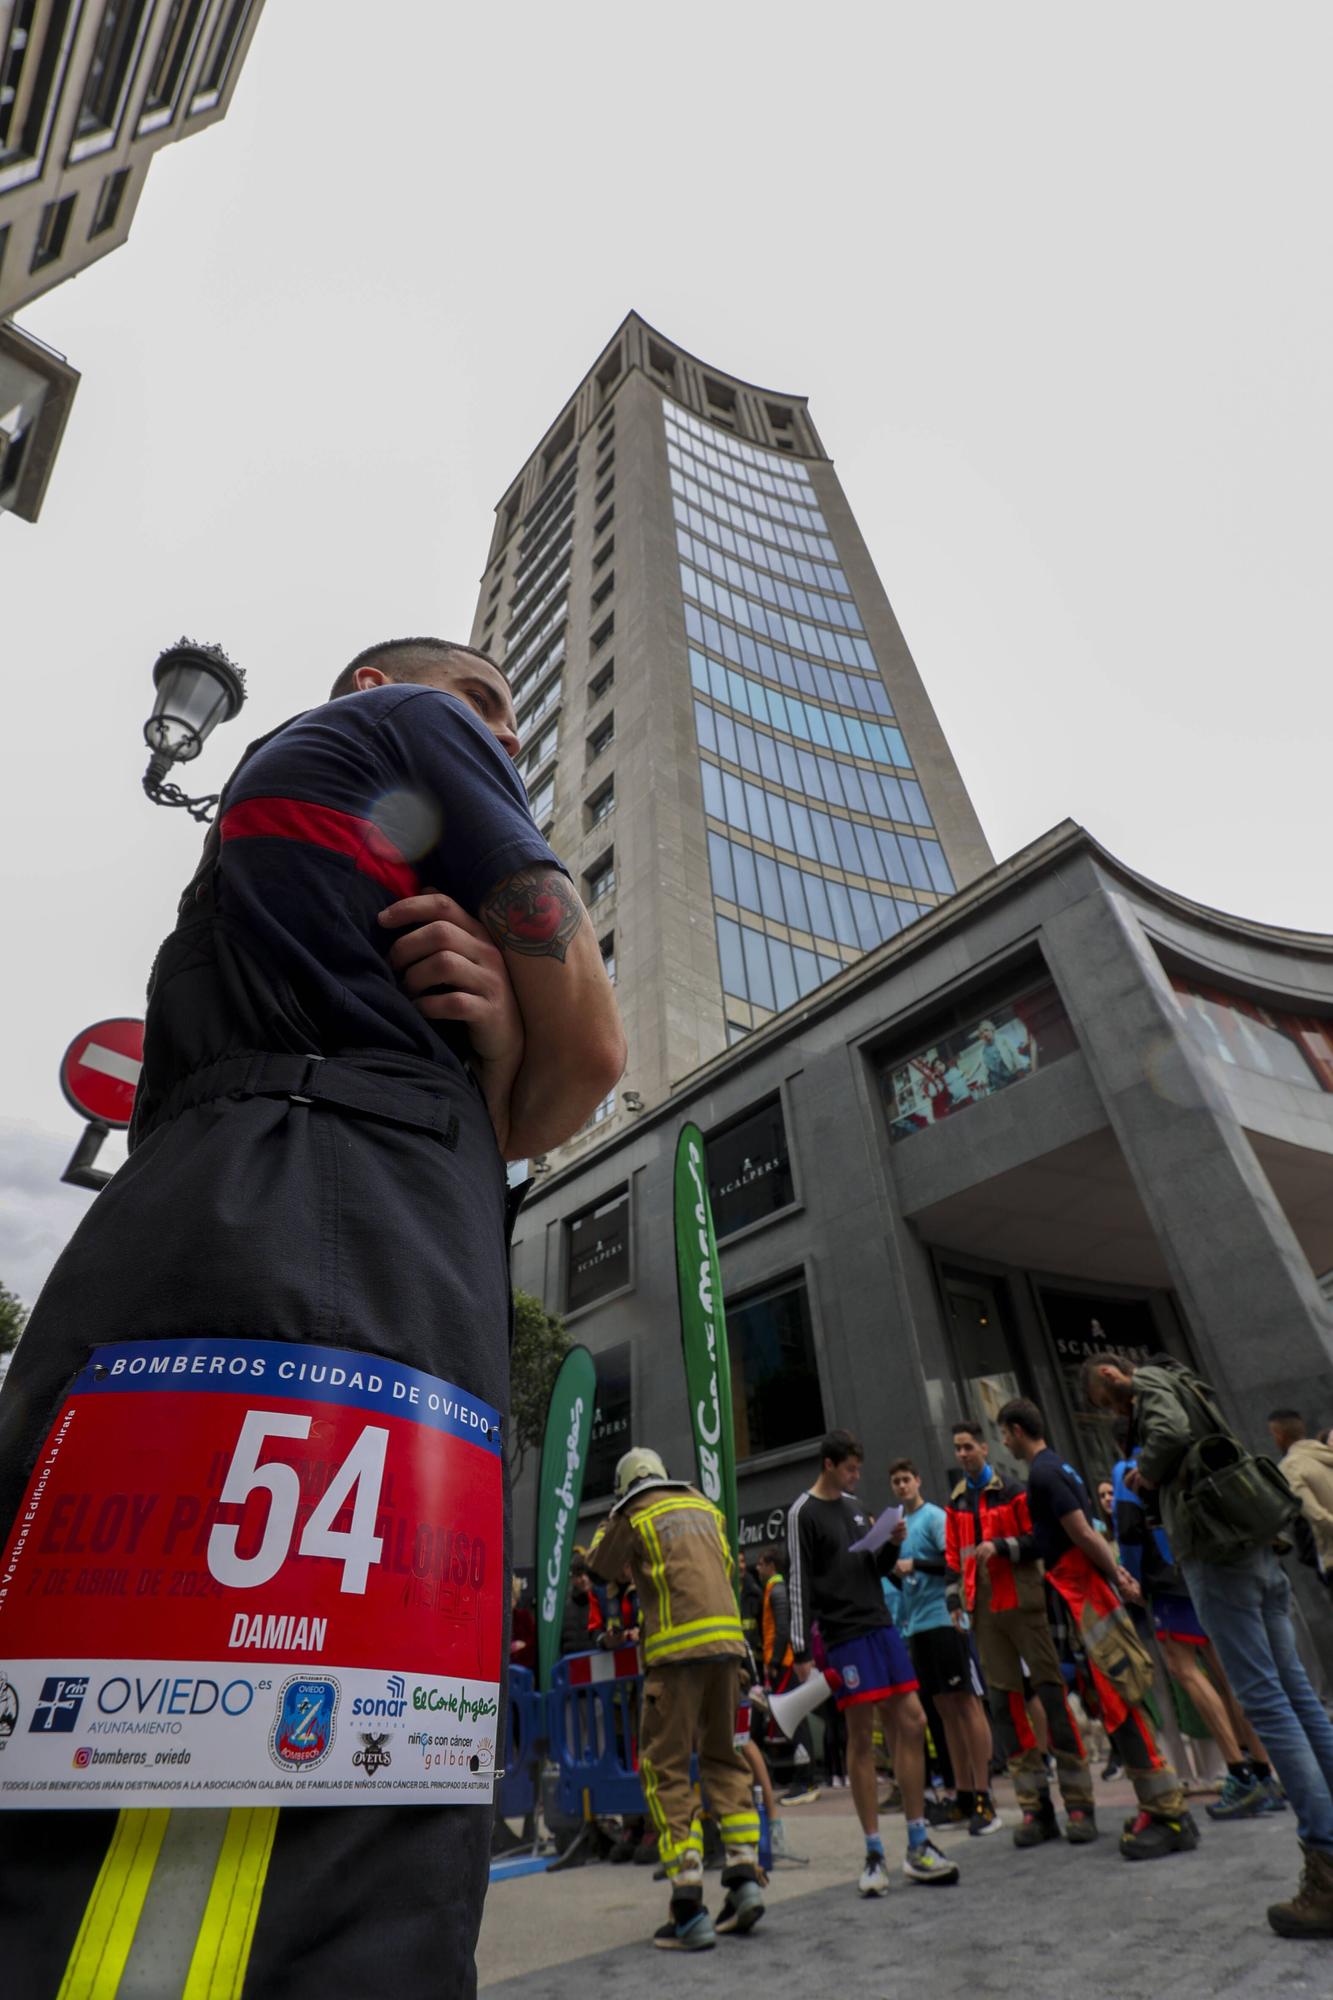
xmin=191 ymin=0 xmax=253 ymax=105
xmin=706 ymin=1096 xmax=794 ymax=1239
xmin=77 ymin=0 xmax=148 ymax=140
xmin=585 ymin=1088 xmax=616 ymax=1129
xmin=587 ymin=712 xmax=614 ymax=761
xmin=600 ymin=932 xmax=616 ymax=983
xmin=593 ymin=505 xmax=613 ymax=538
xmin=88 ymin=166 xmax=129 ymax=237
xmin=648 ymin=339 xmax=676 ymax=380
xmin=586 ymin=781 xmax=615 ymax=830
xmin=596 ymin=346 xmax=621 ymax=403
xmin=528 ymin=774 xmax=555 ymax=825
xmin=1168 ymin=974 xmax=1333 ymax=1093
xmin=595 ymin=475 xmax=614 ymax=507
xmin=880 ymin=978 xmax=1077 ymax=1142
xmin=584 ymin=1342 xmax=632 ymax=1498
xmin=589 ymin=661 xmax=614 ymax=703
xmin=586 ymin=852 xmax=615 ymax=905
xmin=590 ymin=572 xmax=614 ymax=612
xmin=139 ymin=0 xmax=205 ymax=124
xmin=3 ymin=1 xmax=72 ymax=168
xmin=590 ymin=612 xmax=614 ymax=653
xmin=592 ymin=536 xmax=614 ymax=570
xmin=541 ymin=410 xmax=575 ymax=480
xmin=726 ymin=1274 xmax=825 ymax=1460
xmin=566 ymin=1187 xmax=630 ymax=1312
xmin=29 ymin=191 xmax=74 ymax=269
xmin=520 ymin=715 xmax=559 ymax=779
xmin=0 ymin=222 xmax=8 ymax=277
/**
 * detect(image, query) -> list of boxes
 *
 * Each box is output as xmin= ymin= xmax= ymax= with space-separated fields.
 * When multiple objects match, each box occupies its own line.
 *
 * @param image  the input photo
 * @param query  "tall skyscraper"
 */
xmin=469 ymin=313 xmax=992 ymax=1161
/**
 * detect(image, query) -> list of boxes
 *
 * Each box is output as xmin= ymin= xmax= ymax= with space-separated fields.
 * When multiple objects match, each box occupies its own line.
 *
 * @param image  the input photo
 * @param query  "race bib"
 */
xmin=0 ymin=1336 xmax=502 ymax=1809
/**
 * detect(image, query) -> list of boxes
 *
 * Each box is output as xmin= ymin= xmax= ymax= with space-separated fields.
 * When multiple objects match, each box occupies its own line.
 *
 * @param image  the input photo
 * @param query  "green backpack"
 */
xmin=1167 ymin=1372 xmax=1302 ymax=1565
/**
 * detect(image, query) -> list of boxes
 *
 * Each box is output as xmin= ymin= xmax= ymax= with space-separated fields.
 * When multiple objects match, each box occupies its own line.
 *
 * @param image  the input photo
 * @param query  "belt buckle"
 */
xmin=289 ymin=1053 xmax=325 ymax=1106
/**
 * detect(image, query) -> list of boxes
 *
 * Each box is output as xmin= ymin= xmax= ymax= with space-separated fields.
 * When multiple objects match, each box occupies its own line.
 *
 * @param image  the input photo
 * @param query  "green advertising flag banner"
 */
xmin=535 ymin=1343 xmax=597 ymax=1689
xmin=673 ymin=1122 xmax=739 ymax=1558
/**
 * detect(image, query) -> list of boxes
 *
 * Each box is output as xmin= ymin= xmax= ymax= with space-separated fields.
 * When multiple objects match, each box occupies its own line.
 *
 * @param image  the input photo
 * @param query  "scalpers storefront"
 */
xmin=509 ymin=824 xmax=1333 ymax=1639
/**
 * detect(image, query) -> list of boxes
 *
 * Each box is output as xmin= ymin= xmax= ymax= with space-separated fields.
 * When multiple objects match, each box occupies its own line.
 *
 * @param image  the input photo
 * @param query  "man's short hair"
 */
xmin=756 ymin=1546 xmax=782 ymax=1570
xmin=820 ymin=1428 xmax=863 ymax=1467
xmin=888 ymin=1457 xmax=919 ymax=1479
xmin=1268 ymin=1408 xmax=1306 ymax=1439
xmin=997 ymin=1397 xmax=1045 ymax=1440
xmin=951 ymin=1420 xmax=985 ymax=1443
xmin=328 ymin=637 xmax=504 ymax=702
xmin=1079 ymin=1353 xmax=1137 ymax=1404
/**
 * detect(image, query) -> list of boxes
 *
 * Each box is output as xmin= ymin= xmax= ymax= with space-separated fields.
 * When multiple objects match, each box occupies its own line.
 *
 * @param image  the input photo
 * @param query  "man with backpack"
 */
xmin=1085 ymin=1353 xmax=1333 ymax=1939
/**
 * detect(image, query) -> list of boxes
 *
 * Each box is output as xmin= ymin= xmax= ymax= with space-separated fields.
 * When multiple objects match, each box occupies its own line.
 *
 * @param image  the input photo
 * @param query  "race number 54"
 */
xmin=207 ymin=1411 xmax=388 ymax=1595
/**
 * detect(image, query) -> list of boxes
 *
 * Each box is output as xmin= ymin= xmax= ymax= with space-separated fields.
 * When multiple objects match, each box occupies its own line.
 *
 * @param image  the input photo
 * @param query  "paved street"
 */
xmin=479 ymin=1781 xmax=1330 ymax=1998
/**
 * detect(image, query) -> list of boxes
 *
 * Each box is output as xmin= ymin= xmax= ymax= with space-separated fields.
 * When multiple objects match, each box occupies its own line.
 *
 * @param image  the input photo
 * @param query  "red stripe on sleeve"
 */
xmin=220 ymin=796 xmax=418 ymax=899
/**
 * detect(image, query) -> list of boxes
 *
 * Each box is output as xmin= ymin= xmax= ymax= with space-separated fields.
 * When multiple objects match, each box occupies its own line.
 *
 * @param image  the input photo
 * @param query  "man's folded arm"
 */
xmin=478 ymin=863 xmax=626 ymax=1156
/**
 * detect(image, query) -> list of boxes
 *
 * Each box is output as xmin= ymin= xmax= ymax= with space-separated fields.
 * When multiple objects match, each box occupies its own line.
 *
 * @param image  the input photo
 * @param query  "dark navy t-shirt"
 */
xmin=212 ymin=684 xmax=562 ymax=1071
xmin=1024 ymin=1449 xmax=1094 ymax=1565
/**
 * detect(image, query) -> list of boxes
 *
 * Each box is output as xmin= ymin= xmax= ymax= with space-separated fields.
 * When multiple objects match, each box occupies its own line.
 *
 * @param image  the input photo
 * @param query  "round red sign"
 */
xmin=59 ymin=1018 xmax=145 ymax=1129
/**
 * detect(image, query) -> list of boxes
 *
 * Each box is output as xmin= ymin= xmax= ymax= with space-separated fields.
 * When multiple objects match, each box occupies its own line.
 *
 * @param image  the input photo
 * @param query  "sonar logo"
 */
xmin=269 ymin=1677 xmax=339 ymax=1772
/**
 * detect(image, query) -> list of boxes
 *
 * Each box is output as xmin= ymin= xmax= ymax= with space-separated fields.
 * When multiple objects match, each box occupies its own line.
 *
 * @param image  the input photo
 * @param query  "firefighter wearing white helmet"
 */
xmin=591 ymin=1445 xmax=763 ymax=1951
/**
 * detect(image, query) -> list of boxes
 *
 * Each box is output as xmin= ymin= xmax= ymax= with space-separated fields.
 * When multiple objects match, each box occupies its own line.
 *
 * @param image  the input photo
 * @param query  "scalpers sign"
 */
xmin=534 ymin=1345 xmax=597 ymax=1689
xmin=673 ymin=1124 xmax=739 ymax=1557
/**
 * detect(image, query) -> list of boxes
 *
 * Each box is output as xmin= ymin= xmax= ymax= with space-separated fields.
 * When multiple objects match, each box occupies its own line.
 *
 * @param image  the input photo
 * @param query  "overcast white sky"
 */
xmin=2 ymin=2 xmax=1330 ymax=1304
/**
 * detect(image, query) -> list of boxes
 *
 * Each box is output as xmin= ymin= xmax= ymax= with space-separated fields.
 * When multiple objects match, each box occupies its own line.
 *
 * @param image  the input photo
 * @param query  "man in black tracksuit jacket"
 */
xmin=0 ymin=640 xmax=624 ymax=2000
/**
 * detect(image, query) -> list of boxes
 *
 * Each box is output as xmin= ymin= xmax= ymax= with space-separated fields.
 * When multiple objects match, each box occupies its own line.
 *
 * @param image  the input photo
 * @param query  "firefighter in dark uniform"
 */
xmin=0 ymin=639 xmax=625 ymax=2000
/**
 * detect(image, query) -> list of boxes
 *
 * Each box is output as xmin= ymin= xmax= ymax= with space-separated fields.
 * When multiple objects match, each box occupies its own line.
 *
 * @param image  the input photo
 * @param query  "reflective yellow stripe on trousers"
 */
xmin=58 ymin=1807 xmax=278 ymax=2000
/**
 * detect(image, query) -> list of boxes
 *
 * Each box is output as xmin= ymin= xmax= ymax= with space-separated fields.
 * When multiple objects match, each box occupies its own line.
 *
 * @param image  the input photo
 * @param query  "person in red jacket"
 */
xmin=946 ymin=1421 xmax=1097 ymax=1847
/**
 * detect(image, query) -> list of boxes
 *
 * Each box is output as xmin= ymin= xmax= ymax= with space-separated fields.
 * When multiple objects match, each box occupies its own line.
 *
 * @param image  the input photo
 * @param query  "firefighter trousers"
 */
xmin=639 ymin=1658 xmax=759 ymax=1879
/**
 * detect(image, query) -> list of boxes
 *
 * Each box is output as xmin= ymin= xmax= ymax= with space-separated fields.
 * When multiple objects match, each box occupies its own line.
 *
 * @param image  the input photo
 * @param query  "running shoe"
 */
xmin=1101 ymin=1754 xmax=1122 ymax=1781
xmin=903 ymin=1839 xmax=961 ymax=1885
xmin=1206 ymin=1773 xmax=1265 ymax=1821
xmin=1119 ymin=1809 xmax=1200 ymax=1861
xmin=1258 ymin=1776 xmax=1289 ymax=1815
xmin=858 ymin=1852 xmax=891 ymax=1896
xmin=714 ymin=1882 xmax=765 ymax=1935
xmin=925 ymin=1796 xmax=967 ymax=1827
xmin=779 ymin=1781 xmax=821 ymax=1806
xmin=654 ymin=1910 xmax=717 ymax=1951
xmin=969 ymin=1798 xmax=1004 ymax=1837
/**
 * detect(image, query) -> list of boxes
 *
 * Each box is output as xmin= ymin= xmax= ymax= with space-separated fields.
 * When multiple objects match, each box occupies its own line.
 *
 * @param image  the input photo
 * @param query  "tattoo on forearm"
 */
xmin=481 ymin=867 xmax=585 ymax=962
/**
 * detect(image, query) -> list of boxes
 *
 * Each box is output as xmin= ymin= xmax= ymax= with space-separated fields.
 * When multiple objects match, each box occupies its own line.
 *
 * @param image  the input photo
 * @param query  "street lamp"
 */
xmin=142 ymin=637 xmax=246 ymax=823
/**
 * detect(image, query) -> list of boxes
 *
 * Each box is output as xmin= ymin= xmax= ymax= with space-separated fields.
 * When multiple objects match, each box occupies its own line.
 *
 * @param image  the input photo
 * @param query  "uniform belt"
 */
xmin=157 ymin=1051 xmax=461 ymax=1145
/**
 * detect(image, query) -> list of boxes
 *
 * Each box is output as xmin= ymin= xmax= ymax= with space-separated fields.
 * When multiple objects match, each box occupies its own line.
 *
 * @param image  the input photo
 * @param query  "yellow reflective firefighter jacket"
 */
xmin=589 ymin=1480 xmax=745 ymax=1668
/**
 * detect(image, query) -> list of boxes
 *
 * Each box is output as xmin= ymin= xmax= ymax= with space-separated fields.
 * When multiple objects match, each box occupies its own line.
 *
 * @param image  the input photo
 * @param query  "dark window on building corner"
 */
xmin=590 ymin=612 xmax=614 ymax=653
xmin=593 ymin=505 xmax=614 ymax=537
xmin=706 ymin=1096 xmax=794 ymax=1240
xmin=78 ymin=1 xmax=147 ymax=137
xmin=142 ymin=0 xmax=205 ymax=116
xmin=594 ymin=477 xmax=614 ymax=507
xmin=592 ymin=537 xmax=614 ymax=569
xmin=590 ymin=572 xmax=613 ymax=611
xmin=596 ymin=347 xmax=621 ymax=403
xmin=600 ymin=932 xmax=616 ymax=983
xmin=0 ymin=224 xmax=9 ymax=279
xmin=89 ymin=168 xmax=130 ymax=238
xmin=648 ymin=340 xmax=676 ymax=380
xmin=586 ymin=781 xmax=615 ymax=829
xmin=566 ymin=1187 xmax=630 ymax=1312
xmin=30 ymin=193 xmax=75 ymax=270
xmin=726 ymin=1274 xmax=825 ymax=1459
xmin=589 ymin=661 xmax=614 ymax=702
xmin=585 ymin=851 xmax=615 ymax=905
xmin=587 ymin=712 xmax=614 ymax=760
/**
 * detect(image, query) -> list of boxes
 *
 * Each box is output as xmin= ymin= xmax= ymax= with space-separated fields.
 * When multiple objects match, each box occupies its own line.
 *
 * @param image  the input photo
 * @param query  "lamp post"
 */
xmin=142 ymin=638 xmax=246 ymax=823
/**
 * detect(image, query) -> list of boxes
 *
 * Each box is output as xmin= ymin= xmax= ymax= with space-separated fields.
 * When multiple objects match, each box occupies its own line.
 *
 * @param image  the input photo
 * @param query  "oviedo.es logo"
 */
xmin=269 ymin=1676 xmax=340 ymax=1772
xmin=29 ymin=1676 xmax=89 ymax=1733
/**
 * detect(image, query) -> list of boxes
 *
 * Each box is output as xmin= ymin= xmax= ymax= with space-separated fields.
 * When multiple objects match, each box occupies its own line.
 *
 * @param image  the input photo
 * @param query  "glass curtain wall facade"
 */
xmin=665 ymin=400 xmax=956 ymax=1034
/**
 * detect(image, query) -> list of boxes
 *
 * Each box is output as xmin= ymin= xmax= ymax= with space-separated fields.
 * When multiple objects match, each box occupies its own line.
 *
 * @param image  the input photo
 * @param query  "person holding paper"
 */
xmin=786 ymin=1429 xmax=961 ymax=1895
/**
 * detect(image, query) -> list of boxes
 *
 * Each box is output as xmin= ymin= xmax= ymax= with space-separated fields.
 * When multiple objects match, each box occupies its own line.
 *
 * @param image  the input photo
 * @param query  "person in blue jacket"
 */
xmin=888 ymin=1459 xmax=1000 ymax=1837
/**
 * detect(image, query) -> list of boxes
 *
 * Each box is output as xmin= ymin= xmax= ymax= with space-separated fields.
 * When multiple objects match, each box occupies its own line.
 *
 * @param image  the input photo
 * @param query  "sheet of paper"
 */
xmin=848 ymin=1505 xmax=904 ymax=1555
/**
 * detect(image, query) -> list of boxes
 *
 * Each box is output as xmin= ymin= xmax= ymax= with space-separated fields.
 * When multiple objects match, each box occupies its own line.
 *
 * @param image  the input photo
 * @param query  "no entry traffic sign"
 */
xmin=60 ymin=1018 xmax=144 ymax=1130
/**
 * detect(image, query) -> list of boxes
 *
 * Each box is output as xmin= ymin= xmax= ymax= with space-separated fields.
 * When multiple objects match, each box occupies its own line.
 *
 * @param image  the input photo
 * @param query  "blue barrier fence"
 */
xmin=546 ymin=1654 xmax=646 ymax=1819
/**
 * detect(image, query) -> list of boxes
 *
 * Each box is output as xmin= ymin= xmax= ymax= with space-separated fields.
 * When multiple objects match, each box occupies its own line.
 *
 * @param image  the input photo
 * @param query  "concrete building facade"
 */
xmin=1 ymin=0 xmax=264 ymax=518
xmin=468 ymin=314 xmax=993 ymax=1170
xmin=509 ymin=822 xmax=1333 ymax=1646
